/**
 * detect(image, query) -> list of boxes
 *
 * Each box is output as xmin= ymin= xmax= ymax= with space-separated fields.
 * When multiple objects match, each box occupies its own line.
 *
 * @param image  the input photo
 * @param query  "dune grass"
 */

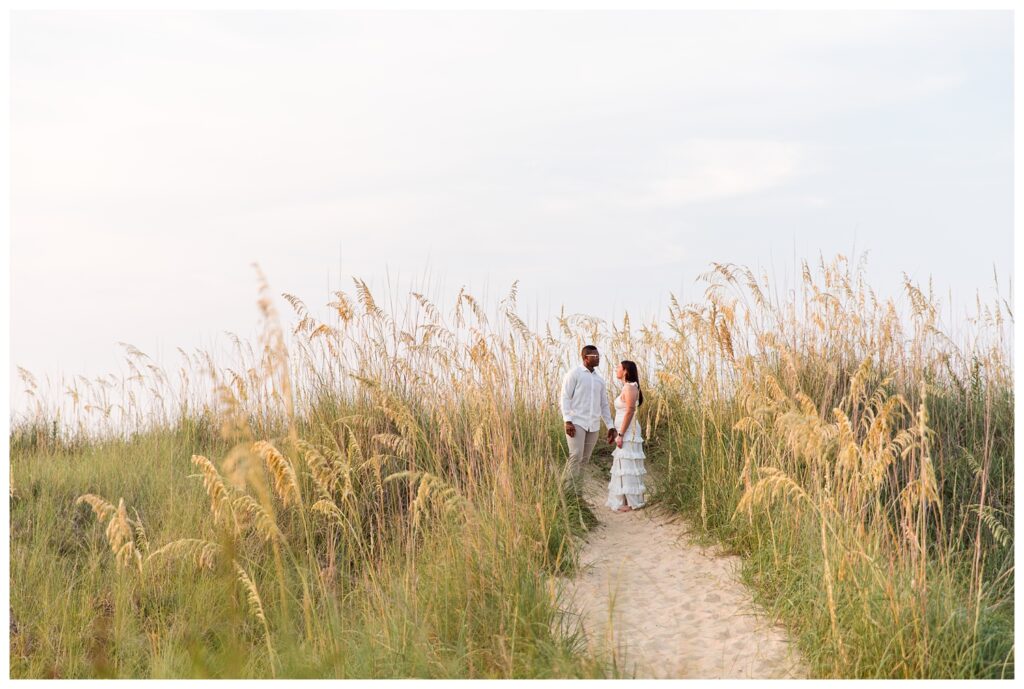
xmin=651 ymin=257 xmax=1014 ymax=678
xmin=10 ymin=255 xmax=1013 ymax=678
xmin=10 ymin=277 xmax=608 ymax=679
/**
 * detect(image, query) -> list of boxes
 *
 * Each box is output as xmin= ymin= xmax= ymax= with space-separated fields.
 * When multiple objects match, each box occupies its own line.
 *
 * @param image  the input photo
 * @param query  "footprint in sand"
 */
xmin=561 ymin=468 xmax=806 ymax=679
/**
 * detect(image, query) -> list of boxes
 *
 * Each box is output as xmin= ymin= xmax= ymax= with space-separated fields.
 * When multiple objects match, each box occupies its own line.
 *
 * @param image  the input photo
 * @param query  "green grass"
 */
xmin=11 ymin=254 xmax=1013 ymax=679
xmin=652 ymin=373 xmax=1013 ymax=679
xmin=10 ymin=407 xmax=611 ymax=678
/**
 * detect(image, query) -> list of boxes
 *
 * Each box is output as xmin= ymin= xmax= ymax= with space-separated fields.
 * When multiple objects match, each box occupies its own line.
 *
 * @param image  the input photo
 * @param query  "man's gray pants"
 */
xmin=564 ymin=423 xmax=599 ymax=491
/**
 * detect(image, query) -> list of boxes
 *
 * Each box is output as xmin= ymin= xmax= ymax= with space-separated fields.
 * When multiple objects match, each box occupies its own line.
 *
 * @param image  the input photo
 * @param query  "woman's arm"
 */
xmin=617 ymin=385 xmax=638 ymax=445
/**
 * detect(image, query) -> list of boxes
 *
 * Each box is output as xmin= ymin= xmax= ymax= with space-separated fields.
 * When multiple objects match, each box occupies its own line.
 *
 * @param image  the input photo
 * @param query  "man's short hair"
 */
xmin=581 ymin=344 xmax=599 ymax=356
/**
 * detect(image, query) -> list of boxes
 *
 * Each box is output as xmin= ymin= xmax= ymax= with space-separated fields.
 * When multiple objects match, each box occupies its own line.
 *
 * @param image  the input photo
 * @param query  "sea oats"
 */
xmin=232 ymin=494 xmax=282 ymax=542
xmin=253 ymin=441 xmax=302 ymax=509
xmin=75 ymin=494 xmax=117 ymax=522
xmin=147 ymin=538 xmax=221 ymax=571
xmin=191 ymin=454 xmax=235 ymax=529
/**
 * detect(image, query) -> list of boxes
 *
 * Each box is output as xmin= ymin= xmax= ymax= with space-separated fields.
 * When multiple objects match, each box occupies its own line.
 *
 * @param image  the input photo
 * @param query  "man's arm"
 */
xmin=601 ymin=381 xmax=615 ymax=440
xmin=560 ymin=369 xmax=577 ymax=423
xmin=561 ymin=369 xmax=578 ymax=437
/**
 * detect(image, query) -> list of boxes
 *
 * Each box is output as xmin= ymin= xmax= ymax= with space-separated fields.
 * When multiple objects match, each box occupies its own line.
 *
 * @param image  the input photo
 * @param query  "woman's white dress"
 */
xmin=606 ymin=381 xmax=647 ymax=510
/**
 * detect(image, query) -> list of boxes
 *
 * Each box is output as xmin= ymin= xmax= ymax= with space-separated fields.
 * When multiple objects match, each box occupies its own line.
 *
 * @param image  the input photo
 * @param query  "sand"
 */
xmin=560 ymin=467 xmax=805 ymax=679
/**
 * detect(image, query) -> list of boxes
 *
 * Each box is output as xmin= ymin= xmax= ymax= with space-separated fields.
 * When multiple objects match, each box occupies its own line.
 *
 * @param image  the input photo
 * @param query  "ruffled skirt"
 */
xmin=605 ymin=440 xmax=646 ymax=510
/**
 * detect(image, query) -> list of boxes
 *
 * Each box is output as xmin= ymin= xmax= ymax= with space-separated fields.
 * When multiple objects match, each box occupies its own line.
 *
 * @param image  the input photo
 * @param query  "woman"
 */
xmin=606 ymin=360 xmax=647 ymax=512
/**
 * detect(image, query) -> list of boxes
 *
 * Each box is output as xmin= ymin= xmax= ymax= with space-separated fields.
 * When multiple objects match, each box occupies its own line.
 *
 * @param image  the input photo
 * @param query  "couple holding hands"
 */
xmin=560 ymin=345 xmax=647 ymax=512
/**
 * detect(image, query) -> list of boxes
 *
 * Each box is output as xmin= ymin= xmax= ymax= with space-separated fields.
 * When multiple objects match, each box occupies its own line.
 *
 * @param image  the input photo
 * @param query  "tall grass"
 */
xmin=10 ymin=255 xmax=1013 ymax=678
xmin=10 ymin=275 xmax=608 ymax=678
xmin=651 ymin=256 xmax=1013 ymax=678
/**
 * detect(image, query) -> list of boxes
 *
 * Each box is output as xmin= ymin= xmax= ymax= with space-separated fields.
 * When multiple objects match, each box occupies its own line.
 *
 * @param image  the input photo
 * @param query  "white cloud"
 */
xmin=536 ymin=140 xmax=803 ymax=212
xmin=636 ymin=140 xmax=802 ymax=208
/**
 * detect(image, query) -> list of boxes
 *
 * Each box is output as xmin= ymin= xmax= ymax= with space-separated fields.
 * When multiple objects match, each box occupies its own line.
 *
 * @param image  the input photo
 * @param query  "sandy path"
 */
xmin=561 ymin=467 xmax=805 ymax=679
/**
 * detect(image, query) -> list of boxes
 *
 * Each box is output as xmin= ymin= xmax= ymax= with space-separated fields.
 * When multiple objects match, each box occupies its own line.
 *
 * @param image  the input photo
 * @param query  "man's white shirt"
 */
xmin=560 ymin=365 xmax=613 ymax=432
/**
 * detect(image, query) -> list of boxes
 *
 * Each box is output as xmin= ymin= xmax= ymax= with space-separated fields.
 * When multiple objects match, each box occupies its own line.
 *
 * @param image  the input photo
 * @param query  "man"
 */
xmin=560 ymin=345 xmax=617 ymax=490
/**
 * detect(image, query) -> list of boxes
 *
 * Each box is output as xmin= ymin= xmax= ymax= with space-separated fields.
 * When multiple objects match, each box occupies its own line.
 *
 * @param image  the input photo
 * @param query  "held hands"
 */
xmin=564 ymin=423 xmax=618 ymax=444
xmin=615 ymin=435 xmax=624 ymax=449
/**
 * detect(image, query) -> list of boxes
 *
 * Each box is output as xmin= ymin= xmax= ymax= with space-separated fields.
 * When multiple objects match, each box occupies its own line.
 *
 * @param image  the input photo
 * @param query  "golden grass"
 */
xmin=653 ymin=255 xmax=1013 ymax=678
xmin=11 ymin=253 xmax=1013 ymax=678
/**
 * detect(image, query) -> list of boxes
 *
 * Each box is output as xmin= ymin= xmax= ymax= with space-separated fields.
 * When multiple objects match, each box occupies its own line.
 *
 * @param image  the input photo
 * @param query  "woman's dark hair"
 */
xmin=621 ymin=360 xmax=644 ymax=407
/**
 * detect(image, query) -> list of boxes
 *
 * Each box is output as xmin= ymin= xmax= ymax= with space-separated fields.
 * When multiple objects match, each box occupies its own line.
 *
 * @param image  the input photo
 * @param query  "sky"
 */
xmin=10 ymin=10 xmax=1014 ymax=412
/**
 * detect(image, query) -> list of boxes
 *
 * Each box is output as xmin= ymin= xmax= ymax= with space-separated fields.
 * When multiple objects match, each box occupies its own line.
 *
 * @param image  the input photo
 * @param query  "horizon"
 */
xmin=11 ymin=250 xmax=1012 ymax=434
